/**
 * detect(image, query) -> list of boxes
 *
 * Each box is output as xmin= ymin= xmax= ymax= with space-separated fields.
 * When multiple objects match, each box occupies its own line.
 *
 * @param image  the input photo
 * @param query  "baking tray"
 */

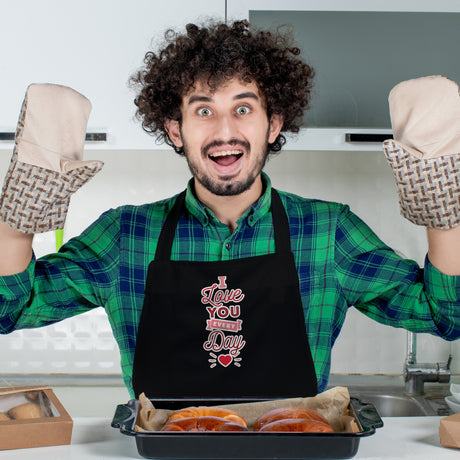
xmin=111 ymin=397 xmax=383 ymax=459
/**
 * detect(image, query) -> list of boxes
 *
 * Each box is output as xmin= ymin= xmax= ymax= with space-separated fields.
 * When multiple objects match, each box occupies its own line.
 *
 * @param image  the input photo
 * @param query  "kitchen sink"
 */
xmin=346 ymin=384 xmax=452 ymax=417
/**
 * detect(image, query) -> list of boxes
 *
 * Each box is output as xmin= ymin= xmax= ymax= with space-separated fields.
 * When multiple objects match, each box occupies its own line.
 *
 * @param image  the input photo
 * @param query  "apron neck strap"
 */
xmin=154 ymin=191 xmax=186 ymax=261
xmin=270 ymin=188 xmax=291 ymax=254
xmin=154 ymin=188 xmax=291 ymax=261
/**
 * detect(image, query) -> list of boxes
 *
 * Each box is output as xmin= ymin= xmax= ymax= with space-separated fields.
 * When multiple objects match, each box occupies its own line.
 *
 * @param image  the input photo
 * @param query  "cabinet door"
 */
xmin=0 ymin=0 xmax=225 ymax=150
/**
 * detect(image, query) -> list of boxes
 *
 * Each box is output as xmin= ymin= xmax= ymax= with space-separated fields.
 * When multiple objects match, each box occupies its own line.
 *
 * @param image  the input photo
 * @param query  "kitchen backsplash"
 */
xmin=0 ymin=148 xmax=458 ymax=377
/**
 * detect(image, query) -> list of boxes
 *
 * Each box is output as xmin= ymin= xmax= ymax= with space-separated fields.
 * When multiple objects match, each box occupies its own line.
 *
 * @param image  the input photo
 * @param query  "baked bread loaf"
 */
xmin=258 ymin=419 xmax=334 ymax=433
xmin=254 ymin=407 xmax=334 ymax=433
xmin=0 ymin=412 xmax=10 ymax=421
xmin=166 ymin=406 xmax=247 ymax=428
xmin=161 ymin=416 xmax=249 ymax=432
xmin=254 ymin=407 xmax=329 ymax=431
xmin=8 ymin=402 xmax=43 ymax=420
xmin=24 ymin=391 xmax=40 ymax=401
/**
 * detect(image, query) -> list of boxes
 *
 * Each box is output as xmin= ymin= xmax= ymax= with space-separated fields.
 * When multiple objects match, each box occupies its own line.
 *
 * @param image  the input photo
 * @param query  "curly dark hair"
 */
xmin=130 ymin=20 xmax=315 ymax=154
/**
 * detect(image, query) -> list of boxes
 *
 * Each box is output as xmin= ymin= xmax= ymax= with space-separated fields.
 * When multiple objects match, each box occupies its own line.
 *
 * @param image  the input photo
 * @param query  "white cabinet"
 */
xmin=0 ymin=0 xmax=225 ymax=151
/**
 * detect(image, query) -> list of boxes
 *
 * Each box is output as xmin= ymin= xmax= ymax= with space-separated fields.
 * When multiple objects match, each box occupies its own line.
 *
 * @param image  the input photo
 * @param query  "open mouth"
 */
xmin=209 ymin=150 xmax=244 ymax=167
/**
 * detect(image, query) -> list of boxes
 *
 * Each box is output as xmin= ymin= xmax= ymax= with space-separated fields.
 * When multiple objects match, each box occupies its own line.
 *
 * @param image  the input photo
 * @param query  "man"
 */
xmin=1 ymin=20 xmax=459 ymax=400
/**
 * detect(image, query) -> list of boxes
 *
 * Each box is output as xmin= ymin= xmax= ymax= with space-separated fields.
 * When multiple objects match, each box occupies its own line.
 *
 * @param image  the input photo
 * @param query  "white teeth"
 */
xmin=209 ymin=150 xmax=242 ymax=158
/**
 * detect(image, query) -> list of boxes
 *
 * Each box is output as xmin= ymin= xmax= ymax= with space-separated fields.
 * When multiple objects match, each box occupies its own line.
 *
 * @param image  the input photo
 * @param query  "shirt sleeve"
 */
xmin=334 ymin=206 xmax=460 ymax=340
xmin=0 ymin=208 xmax=121 ymax=333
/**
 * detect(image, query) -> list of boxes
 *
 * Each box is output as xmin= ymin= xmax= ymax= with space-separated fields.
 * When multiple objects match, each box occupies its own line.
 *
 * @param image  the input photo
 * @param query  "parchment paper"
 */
xmin=135 ymin=386 xmax=358 ymax=433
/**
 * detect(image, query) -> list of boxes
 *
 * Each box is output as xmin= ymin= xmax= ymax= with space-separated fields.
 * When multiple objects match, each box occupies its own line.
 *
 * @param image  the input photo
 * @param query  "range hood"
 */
xmin=247 ymin=8 xmax=460 ymax=151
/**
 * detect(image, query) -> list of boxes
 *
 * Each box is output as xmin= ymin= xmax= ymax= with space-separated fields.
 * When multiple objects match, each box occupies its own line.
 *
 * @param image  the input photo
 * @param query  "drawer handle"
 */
xmin=0 ymin=132 xmax=107 ymax=142
xmin=345 ymin=133 xmax=393 ymax=143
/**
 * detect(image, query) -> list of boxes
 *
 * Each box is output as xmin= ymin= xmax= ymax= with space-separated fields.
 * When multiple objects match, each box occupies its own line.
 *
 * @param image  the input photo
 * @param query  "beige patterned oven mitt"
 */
xmin=383 ymin=75 xmax=460 ymax=229
xmin=0 ymin=84 xmax=103 ymax=233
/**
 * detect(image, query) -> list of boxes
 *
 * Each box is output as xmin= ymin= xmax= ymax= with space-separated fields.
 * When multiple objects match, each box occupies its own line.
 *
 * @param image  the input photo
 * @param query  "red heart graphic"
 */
xmin=218 ymin=354 xmax=232 ymax=367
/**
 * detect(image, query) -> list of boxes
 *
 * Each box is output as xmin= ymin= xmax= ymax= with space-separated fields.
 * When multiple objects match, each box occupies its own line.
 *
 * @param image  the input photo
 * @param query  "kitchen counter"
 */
xmin=0 ymin=416 xmax=458 ymax=459
xmin=1 ymin=380 xmax=459 ymax=458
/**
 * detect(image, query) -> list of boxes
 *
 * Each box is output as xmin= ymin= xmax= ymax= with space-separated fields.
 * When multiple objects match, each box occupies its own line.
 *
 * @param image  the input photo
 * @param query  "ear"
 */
xmin=164 ymin=119 xmax=183 ymax=148
xmin=268 ymin=114 xmax=284 ymax=144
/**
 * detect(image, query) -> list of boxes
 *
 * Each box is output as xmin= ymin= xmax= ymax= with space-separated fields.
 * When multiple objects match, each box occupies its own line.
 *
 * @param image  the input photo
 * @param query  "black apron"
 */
xmin=132 ymin=189 xmax=317 ymax=400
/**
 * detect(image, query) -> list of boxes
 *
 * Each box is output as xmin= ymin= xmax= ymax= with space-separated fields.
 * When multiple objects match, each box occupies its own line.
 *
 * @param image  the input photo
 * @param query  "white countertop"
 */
xmin=0 ymin=417 xmax=139 ymax=459
xmin=356 ymin=416 xmax=458 ymax=459
xmin=0 ymin=416 xmax=459 ymax=459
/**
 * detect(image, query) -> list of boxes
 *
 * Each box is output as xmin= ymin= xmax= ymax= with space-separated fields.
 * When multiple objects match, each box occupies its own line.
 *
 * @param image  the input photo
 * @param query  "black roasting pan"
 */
xmin=111 ymin=396 xmax=383 ymax=459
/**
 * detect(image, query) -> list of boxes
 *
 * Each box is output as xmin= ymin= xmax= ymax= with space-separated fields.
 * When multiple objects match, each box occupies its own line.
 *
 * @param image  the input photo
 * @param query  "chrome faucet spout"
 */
xmin=403 ymin=332 xmax=451 ymax=395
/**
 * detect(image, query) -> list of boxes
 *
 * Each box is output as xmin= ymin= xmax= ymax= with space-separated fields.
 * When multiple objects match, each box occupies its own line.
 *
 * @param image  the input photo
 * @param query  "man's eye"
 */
xmin=198 ymin=107 xmax=212 ymax=116
xmin=236 ymin=106 xmax=251 ymax=115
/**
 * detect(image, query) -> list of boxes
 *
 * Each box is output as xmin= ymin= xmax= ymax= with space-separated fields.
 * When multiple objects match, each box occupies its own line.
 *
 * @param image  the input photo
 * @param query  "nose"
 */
xmin=215 ymin=113 xmax=239 ymax=139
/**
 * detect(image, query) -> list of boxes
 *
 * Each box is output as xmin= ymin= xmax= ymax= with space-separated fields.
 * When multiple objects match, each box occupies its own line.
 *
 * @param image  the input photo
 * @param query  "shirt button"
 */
xmin=248 ymin=215 xmax=254 ymax=225
xmin=225 ymin=242 xmax=231 ymax=250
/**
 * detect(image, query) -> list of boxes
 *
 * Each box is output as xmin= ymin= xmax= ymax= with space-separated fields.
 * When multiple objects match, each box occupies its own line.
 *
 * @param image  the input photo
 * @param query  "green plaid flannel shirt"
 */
xmin=1 ymin=173 xmax=460 ymax=398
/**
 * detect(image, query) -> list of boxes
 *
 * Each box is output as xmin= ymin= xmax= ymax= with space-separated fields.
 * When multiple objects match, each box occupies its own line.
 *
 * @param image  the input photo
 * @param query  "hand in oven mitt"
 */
xmin=383 ymin=75 xmax=460 ymax=229
xmin=0 ymin=83 xmax=103 ymax=233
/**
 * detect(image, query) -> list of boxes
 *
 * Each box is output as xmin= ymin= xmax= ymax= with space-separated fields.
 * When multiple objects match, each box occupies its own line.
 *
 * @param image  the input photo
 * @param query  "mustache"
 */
xmin=202 ymin=139 xmax=250 ymax=156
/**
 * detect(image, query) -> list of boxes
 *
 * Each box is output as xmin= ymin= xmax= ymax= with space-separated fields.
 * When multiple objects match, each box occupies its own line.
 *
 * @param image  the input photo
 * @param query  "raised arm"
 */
xmin=383 ymin=75 xmax=460 ymax=277
xmin=0 ymin=84 xmax=102 ymax=276
xmin=427 ymin=226 xmax=460 ymax=276
xmin=0 ymin=222 xmax=33 ymax=276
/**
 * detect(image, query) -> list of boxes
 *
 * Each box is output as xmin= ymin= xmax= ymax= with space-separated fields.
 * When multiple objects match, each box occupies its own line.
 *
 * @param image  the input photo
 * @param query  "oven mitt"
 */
xmin=0 ymin=83 xmax=103 ymax=233
xmin=382 ymin=75 xmax=460 ymax=229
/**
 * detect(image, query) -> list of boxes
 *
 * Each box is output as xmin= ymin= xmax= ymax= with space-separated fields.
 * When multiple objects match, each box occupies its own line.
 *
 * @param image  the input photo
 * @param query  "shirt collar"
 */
xmin=184 ymin=172 xmax=273 ymax=227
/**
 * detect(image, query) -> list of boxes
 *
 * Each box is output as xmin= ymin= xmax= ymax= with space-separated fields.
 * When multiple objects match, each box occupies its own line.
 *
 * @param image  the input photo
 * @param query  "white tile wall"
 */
xmin=0 ymin=148 xmax=459 ymax=377
xmin=0 ymin=309 xmax=120 ymax=374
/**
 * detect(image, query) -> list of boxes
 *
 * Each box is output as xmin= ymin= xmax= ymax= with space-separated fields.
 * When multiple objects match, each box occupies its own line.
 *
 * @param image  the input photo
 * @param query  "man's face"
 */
xmin=165 ymin=78 xmax=283 ymax=197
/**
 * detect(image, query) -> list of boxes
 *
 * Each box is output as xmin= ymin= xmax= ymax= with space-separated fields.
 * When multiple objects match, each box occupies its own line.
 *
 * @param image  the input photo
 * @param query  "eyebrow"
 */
xmin=234 ymin=91 xmax=259 ymax=101
xmin=187 ymin=91 xmax=260 ymax=105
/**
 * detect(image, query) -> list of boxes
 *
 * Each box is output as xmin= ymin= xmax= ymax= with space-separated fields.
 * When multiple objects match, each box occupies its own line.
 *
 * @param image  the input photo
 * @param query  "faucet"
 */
xmin=403 ymin=331 xmax=452 ymax=395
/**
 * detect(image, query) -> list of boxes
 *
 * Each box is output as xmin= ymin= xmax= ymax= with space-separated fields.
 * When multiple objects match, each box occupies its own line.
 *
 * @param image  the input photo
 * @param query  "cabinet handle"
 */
xmin=0 ymin=132 xmax=107 ymax=142
xmin=85 ymin=133 xmax=107 ymax=142
xmin=345 ymin=133 xmax=393 ymax=143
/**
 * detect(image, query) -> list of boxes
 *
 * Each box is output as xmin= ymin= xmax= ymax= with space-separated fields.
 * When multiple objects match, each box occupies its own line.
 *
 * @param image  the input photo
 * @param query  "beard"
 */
xmin=181 ymin=129 xmax=270 ymax=197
